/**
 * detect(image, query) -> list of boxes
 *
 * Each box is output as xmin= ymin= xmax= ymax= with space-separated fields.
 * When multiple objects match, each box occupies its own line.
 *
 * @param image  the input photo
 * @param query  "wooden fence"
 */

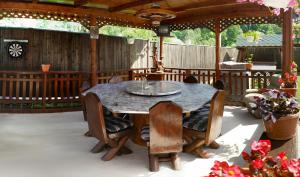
xmin=0 ymin=27 xmax=240 ymax=72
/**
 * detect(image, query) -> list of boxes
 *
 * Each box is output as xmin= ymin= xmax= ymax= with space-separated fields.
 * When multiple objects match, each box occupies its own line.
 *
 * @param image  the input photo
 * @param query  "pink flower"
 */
xmin=273 ymin=8 xmax=281 ymax=16
xmin=291 ymin=62 xmax=297 ymax=68
xmin=251 ymin=140 xmax=271 ymax=157
xmin=222 ymin=165 xmax=244 ymax=177
xmin=288 ymin=0 xmax=298 ymax=7
xmin=287 ymin=159 xmax=300 ymax=176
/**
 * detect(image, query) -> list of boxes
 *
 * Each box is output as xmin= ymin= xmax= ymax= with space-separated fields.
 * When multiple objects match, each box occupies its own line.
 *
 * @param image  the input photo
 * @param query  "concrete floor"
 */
xmin=0 ymin=107 xmax=264 ymax=177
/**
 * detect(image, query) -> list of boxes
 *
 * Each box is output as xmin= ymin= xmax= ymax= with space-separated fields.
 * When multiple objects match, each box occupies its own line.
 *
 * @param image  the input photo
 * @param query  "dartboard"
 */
xmin=8 ymin=42 xmax=23 ymax=58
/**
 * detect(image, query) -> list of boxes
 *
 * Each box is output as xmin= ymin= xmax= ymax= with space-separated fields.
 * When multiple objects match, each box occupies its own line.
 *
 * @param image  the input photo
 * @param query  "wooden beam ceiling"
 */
xmin=167 ymin=6 xmax=273 ymax=25
xmin=109 ymin=0 xmax=163 ymax=12
xmin=170 ymin=0 xmax=245 ymax=12
xmin=74 ymin=0 xmax=89 ymax=7
xmin=0 ymin=2 xmax=151 ymax=26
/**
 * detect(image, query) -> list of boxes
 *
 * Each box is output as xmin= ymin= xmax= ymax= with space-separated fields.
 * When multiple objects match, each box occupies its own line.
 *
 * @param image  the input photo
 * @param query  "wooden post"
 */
xmin=42 ymin=72 xmax=47 ymax=110
xmin=159 ymin=36 xmax=164 ymax=62
xmin=282 ymin=8 xmax=293 ymax=75
xmin=215 ymin=20 xmax=221 ymax=81
xmin=90 ymin=16 xmax=98 ymax=86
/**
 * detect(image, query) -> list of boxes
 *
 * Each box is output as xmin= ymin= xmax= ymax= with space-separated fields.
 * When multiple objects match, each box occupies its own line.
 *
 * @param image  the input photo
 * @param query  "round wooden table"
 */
xmin=85 ymin=80 xmax=217 ymax=146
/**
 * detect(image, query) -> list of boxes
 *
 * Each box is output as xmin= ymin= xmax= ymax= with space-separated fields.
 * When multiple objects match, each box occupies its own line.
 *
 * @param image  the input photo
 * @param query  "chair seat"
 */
xmin=105 ymin=116 xmax=133 ymax=133
xmin=140 ymin=125 xmax=150 ymax=141
xmin=103 ymin=106 xmax=129 ymax=120
xmin=183 ymin=102 xmax=210 ymax=132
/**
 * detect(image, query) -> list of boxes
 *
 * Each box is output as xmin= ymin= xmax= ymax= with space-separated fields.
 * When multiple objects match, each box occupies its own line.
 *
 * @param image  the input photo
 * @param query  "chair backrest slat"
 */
xmin=109 ymin=76 xmax=123 ymax=83
xmin=205 ymin=90 xmax=225 ymax=145
xmin=183 ymin=75 xmax=198 ymax=83
xmin=149 ymin=101 xmax=183 ymax=154
xmin=84 ymin=93 xmax=108 ymax=143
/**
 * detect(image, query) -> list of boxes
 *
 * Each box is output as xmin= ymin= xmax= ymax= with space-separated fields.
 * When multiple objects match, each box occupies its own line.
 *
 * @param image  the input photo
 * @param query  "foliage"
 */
xmin=0 ymin=18 xmax=286 ymax=47
xmin=222 ymin=25 xmax=244 ymax=46
xmin=172 ymin=28 xmax=215 ymax=45
xmin=100 ymin=25 xmax=156 ymax=40
xmin=243 ymin=31 xmax=262 ymax=42
xmin=207 ymin=140 xmax=300 ymax=177
xmin=278 ymin=62 xmax=298 ymax=88
xmin=246 ymin=54 xmax=254 ymax=63
xmin=255 ymin=89 xmax=299 ymax=122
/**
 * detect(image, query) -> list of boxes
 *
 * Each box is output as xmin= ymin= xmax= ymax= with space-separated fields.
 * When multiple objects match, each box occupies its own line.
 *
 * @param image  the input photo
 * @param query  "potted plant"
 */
xmin=255 ymin=89 xmax=299 ymax=140
xmin=278 ymin=61 xmax=298 ymax=97
xmin=245 ymin=53 xmax=254 ymax=70
xmin=206 ymin=140 xmax=300 ymax=177
xmin=41 ymin=64 xmax=51 ymax=72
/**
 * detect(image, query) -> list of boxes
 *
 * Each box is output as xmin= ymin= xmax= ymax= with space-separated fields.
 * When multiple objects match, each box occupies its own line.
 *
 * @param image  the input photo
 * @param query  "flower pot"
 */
xmin=245 ymin=63 xmax=253 ymax=70
xmin=280 ymin=87 xmax=297 ymax=97
xmin=41 ymin=64 xmax=50 ymax=72
xmin=263 ymin=112 xmax=299 ymax=140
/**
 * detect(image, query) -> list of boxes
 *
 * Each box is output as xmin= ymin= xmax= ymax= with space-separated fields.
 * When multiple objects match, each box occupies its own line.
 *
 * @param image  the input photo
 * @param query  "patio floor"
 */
xmin=0 ymin=107 xmax=275 ymax=177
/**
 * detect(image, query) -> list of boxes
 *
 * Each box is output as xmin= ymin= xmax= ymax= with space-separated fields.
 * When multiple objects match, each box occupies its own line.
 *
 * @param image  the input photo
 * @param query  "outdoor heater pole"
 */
xmin=90 ymin=16 xmax=98 ymax=86
xmin=215 ymin=20 xmax=221 ymax=81
xmin=282 ymin=8 xmax=293 ymax=75
xmin=159 ymin=36 xmax=164 ymax=64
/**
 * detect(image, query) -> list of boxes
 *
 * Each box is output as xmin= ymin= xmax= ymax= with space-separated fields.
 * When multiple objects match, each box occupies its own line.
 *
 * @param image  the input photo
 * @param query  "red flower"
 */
xmin=211 ymin=161 xmax=229 ymax=173
xmin=277 ymin=152 xmax=287 ymax=161
xmin=242 ymin=151 xmax=250 ymax=161
xmin=278 ymin=78 xmax=284 ymax=85
xmin=251 ymin=159 xmax=264 ymax=169
xmin=251 ymin=140 xmax=271 ymax=157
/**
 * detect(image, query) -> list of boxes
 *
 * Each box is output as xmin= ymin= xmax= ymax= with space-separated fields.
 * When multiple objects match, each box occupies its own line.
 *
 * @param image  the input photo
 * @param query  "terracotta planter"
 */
xmin=245 ymin=63 xmax=253 ymax=70
xmin=263 ymin=112 xmax=299 ymax=140
xmin=41 ymin=64 xmax=50 ymax=72
xmin=280 ymin=87 xmax=297 ymax=97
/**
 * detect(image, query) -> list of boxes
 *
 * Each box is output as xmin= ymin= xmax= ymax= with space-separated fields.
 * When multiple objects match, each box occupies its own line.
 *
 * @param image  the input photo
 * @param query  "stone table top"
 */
xmin=125 ymin=81 xmax=182 ymax=96
xmin=84 ymin=80 xmax=217 ymax=114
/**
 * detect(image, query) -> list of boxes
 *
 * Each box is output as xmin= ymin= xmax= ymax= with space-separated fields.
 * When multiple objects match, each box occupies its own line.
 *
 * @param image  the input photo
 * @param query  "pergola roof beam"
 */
xmin=168 ymin=6 xmax=272 ymax=25
xmin=0 ymin=2 xmax=151 ymax=26
xmin=170 ymin=0 xmax=247 ymax=12
xmin=109 ymin=0 xmax=163 ymax=12
xmin=74 ymin=0 xmax=89 ymax=7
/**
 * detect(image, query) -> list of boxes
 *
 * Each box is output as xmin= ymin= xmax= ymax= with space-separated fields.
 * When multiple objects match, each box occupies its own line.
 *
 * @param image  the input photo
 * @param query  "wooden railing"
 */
xmin=130 ymin=68 xmax=281 ymax=97
xmin=0 ymin=68 xmax=281 ymax=112
xmin=0 ymin=71 xmax=84 ymax=113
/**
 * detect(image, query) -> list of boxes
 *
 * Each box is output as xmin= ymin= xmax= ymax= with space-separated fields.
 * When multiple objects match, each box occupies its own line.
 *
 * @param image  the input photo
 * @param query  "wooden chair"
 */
xmin=183 ymin=90 xmax=225 ymax=158
xmin=183 ymin=75 xmax=198 ymax=83
xmin=84 ymin=92 xmax=133 ymax=161
xmin=213 ymin=80 xmax=225 ymax=90
xmin=140 ymin=101 xmax=183 ymax=172
xmin=146 ymin=73 xmax=163 ymax=81
xmin=80 ymin=81 xmax=91 ymax=122
xmin=79 ymin=81 xmax=92 ymax=136
xmin=109 ymin=75 xmax=123 ymax=83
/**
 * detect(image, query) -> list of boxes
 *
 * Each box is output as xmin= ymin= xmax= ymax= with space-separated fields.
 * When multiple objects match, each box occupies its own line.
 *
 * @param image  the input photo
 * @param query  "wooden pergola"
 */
xmin=0 ymin=0 xmax=293 ymax=86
